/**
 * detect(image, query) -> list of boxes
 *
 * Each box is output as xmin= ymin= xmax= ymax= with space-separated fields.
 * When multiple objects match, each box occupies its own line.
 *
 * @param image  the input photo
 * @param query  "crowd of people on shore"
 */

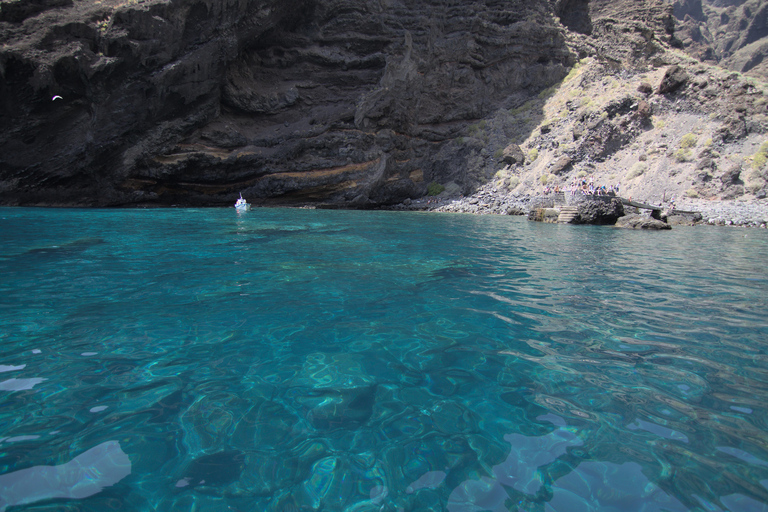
xmin=543 ymin=177 xmax=620 ymax=197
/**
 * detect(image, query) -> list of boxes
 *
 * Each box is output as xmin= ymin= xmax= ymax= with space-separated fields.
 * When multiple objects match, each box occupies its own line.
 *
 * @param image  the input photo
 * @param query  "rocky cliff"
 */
xmin=3 ymin=0 xmax=766 ymax=208
xmin=0 ymin=0 xmax=575 ymax=206
xmin=673 ymin=0 xmax=768 ymax=79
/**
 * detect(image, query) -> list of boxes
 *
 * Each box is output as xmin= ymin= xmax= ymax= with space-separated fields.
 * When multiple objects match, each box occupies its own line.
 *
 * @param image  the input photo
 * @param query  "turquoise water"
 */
xmin=1 ymin=207 xmax=768 ymax=512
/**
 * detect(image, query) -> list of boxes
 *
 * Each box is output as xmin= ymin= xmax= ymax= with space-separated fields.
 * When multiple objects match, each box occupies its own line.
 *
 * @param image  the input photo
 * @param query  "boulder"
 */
xmin=615 ymin=214 xmax=672 ymax=230
xmin=550 ymin=155 xmax=573 ymax=175
xmin=636 ymin=99 xmax=652 ymax=118
xmin=667 ymin=213 xmax=701 ymax=226
xmin=637 ymin=82 xmax=654 ymax=95
xmin=501 ymin=144 xmax=525 ymax=165
xmin=720 ymin=165 xmax=743 ymax=186
xmin=721 ymin=185 xmax=745 ymax=199
xmin=717 ymin=116 xmax=748 ymax=142
xmin=528 ymin=208 xmax=560 ymax=223
xmin=657 ymin=65 xmax=689 ymax=94
xmin=576 ymin=198 xmax=625 ymax=225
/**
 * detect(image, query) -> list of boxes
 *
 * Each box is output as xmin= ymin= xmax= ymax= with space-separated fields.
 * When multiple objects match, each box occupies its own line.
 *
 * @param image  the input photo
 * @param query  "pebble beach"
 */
xmin=675 ymin=198 xmax=768 ymax=227
xmin=392 ymin=184 xmax=768 ymax=228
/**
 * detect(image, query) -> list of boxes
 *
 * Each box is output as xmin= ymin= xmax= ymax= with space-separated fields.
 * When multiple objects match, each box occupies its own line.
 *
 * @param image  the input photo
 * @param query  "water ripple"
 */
xmin=1 ymin=209 xmax=767 ymax=511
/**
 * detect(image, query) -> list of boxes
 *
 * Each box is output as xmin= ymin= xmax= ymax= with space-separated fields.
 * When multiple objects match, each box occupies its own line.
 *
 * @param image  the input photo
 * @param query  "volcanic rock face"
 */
xmin=673 ymin=0 xmax=768 ymax=79
xmin=575 ymin=197 xmax=625 ymax=224
xmin=0 ymin=0 xmax=574 ymax=206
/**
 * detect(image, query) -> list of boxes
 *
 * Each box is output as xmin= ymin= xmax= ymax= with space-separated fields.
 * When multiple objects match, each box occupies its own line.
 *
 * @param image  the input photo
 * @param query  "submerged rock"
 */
xmin=177 ymin=450 xmax=245 ymax=489
xmin=304 ymin=386 xmax=377 ymax=431
xmin=290 ymin=353 xmax=377 ymax=430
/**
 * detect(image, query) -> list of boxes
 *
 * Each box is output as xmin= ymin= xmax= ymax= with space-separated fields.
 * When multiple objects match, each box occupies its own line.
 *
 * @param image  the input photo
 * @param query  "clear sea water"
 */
xmin=1 ymin=207 xmax=768 ymax=512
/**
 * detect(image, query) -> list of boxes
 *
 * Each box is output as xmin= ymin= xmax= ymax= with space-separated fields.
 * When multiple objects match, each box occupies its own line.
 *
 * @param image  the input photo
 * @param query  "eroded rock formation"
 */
xmin=0 ymin=0 xmax=576 ymax=206
xmin=673 ymin=0 xmax=768 ymax=79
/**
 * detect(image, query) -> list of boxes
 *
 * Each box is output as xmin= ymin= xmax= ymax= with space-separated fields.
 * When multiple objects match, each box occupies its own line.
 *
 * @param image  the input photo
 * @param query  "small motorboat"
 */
xmin=234 ymin=193 xmax=251 ymax=211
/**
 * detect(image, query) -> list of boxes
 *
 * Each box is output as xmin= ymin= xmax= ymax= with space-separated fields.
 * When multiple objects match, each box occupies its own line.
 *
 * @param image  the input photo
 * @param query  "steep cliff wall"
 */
xmin=0 ymin=0 xmax=574 ymax=206
xmin=673 ymin=0 xmax=768 ymax=79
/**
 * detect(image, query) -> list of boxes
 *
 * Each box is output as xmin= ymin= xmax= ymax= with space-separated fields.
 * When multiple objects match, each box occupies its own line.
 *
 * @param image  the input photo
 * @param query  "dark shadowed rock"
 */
xmin=717 ymin=115 xmax=748 ymax=142
xmin=657 ymin=65 xmax=690 ymax=94
xmin=555 ymin=0 xmax=592 ymax=35
xmin=180 ymin=450 xmax=245 ymax=487
xmin=636 ymin=99 xmax=653 ymax=118
xmin=501 ymin=144 xmax=525 ymax=166
xmin=673 ymin=0 xmax=705 ymax=22
xmin=576 ymin=198 xmax=624 ymax=225
xmin=0 ymin=0 xmax=72 ymax=22
xmin=528 ymin=208 xmax=560 ymax=223
xmin=550 ymin=155 xmax=573 ymax=175
xmin=638 ymin=82 xmax=654 ymax=95
xmin=720 ymin=164 xmax=743 ymax=185
xmin=673 ymin=0 xmax=768 ymax=81
xmin=667 ymin=212 xmax=702 ymax=226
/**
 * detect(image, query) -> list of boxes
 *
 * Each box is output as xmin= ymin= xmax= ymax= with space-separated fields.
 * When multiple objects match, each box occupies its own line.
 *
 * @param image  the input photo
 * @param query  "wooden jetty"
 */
xmin=620 ymin=198 xmax=662 ymax=211
xmin=620 ymin=198 xmax=698 ymax=216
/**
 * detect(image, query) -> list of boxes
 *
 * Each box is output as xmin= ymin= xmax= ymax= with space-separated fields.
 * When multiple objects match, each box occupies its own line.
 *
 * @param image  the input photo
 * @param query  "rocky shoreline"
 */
xmin=675 ymin=198 xmax=768 ymax=227
xmin=386 ymin=183 xmax=768 ymax=228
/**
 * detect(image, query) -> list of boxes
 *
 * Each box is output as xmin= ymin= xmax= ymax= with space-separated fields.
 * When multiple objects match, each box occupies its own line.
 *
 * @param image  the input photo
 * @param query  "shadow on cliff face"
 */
xmin=555 ymin=0 xmax=593 ymax=35
xmin=672 ymin=0 xmax=768 ymax=78
xmin=0 ymin=0 xmax=572 ymax=206
xmin=134 ymin=0 xmax=575 ymax=207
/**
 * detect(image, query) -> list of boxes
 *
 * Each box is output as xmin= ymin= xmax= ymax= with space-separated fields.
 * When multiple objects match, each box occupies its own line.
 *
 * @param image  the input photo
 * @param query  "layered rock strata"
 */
xmin=0 ymin=0 xmax=574 ymax=206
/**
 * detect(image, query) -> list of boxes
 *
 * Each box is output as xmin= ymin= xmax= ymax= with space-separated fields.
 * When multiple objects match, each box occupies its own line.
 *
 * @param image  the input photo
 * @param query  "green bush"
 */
xmin=751 ymin=141 xmax=768 ymax=169
xmin=680 ymin=133 xmax=697 ymax=149
xmin=563 ymin=59 xmax=585 ymax=83
xmin=510 ymin=100 xmax=537 ymax=116
xmin=540 ymin=175 xmax=548 ymax=185
xmin=427 ymin=182 xmax=446 ymax=196
xmin=753 ymin=152 xmax=767 ymax=170
xmin=494 ymin=148 xmax=505 ymax=160
xmin=538 ymin=85 xmax=557 ymax=99
xmin=627 ymin=162 xmax=647 ymax=179
xmin=508 ymin=176 xmax=520 ymax=188
xmin=528 ymin=148 xmax=539 ymax=162
xmin=674 ymin=148 xmax=691 ymax=162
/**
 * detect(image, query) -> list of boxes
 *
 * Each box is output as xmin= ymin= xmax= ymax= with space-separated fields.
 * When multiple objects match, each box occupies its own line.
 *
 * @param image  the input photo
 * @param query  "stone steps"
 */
xmin=557 ymin=206 xmax=579 ymax=223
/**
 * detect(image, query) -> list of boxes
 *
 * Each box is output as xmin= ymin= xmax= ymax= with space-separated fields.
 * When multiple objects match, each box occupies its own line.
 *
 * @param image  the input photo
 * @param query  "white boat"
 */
xmin=234 ymin=193 xmax=251 ymax=211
